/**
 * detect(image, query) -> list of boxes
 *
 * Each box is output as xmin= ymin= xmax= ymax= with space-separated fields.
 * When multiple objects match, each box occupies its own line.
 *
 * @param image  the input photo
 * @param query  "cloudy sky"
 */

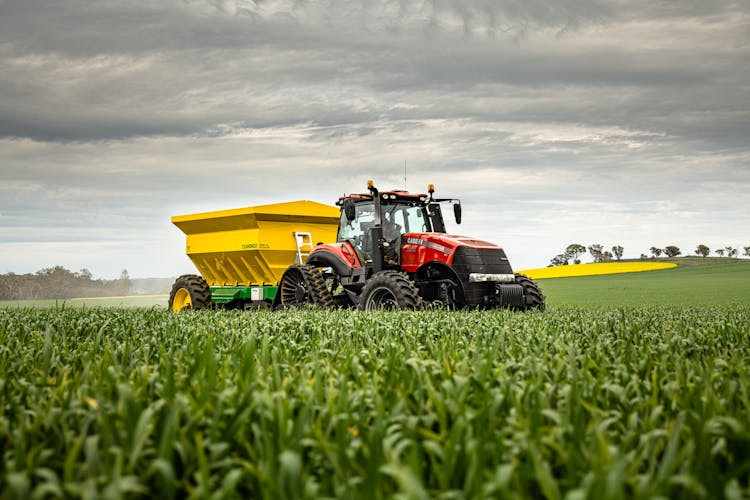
xmin=1 ymin=0 xmax=748 ymax=279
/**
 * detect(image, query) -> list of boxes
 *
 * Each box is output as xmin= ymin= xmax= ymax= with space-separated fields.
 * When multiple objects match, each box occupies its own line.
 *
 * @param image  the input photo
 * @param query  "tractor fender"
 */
xmin=307 ymin=243 xmax=361 ymax=277
xmin=415 ymin=261 xmax=462 ymax=282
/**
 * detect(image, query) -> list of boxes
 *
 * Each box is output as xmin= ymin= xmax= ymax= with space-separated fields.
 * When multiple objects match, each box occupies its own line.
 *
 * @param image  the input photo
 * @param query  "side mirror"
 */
xmin=454 ymin=203 xmax=462 ymax=224
xmin=343 ymin=199 xmax=356 ymax=222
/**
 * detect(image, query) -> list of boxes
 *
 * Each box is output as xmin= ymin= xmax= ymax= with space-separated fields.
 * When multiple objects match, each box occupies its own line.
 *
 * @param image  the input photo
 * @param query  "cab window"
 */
xmin=403 ymin=205 xmax=429 ymax=233
xmin=385 ymin=204 xmax=429 ymax=234
xmin=337 ymin=202 xmax=377 ymax=258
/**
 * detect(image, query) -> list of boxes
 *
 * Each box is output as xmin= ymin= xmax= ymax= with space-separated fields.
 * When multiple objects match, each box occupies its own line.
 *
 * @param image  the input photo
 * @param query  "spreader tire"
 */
xmin=169 ymin=274 xmax=211 ymax=311
xmin=278 ymin=264 xmax=334 ymax=308
xmin=514 ymin=273 xmax=545 ymax=311
xmin=359 ymin=271 xmax=423 ymax=311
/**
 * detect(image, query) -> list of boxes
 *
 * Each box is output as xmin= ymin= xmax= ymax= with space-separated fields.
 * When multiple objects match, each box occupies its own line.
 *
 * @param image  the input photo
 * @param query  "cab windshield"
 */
xmin=337 ymin=202 xmax=432 ymax=258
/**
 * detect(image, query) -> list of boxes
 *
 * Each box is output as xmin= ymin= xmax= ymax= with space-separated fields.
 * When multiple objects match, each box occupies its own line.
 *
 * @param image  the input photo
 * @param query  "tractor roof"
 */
xmin=336 ymin=190 xmax=428 ymax=206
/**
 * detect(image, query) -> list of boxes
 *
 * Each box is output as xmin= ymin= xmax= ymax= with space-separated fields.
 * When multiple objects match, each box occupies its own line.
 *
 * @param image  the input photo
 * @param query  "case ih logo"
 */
xmin=405 ymin=237 xmax=452 ymax=255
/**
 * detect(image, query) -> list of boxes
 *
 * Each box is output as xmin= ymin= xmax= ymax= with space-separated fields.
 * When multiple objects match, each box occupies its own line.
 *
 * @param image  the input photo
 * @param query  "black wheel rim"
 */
xmin=365 ymin=286 xmax=400 ymax=310
xmin=280 ymin=269 xmax=308 ymax=306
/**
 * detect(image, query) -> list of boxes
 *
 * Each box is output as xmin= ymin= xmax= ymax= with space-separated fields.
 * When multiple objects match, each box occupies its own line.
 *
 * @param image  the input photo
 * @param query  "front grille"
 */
xmin=451 ymin=247 xmax=513 ymax=281
xmin=460 ymin=282 xmax=525 ymax=308
xmin=498 ymin=284 xmax=525 ymax=307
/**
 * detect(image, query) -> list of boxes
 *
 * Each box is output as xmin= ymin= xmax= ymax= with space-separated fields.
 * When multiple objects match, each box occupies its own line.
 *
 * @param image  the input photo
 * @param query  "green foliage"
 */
xmin=1 ymin=305 xmax=749 ymax=498
xmin=588 ymin=244 xmax=604 ymax=262
xmin=664 ymin=246 xmax=682 ymax=258
xmin=611 ymin=245 xmax=624 ymax=260
xmin=565 ymin=244 xmax=586 ymax=262
xmin=0 ymin=266 xmax=131 ymax=301
xmin=695 ymin=245 xmax=711 ymax=259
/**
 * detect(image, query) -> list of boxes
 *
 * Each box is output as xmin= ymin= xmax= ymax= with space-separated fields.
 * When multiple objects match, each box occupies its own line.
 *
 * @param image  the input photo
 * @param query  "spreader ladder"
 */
xmin=294 ymin=231 xmax=313 ymax=264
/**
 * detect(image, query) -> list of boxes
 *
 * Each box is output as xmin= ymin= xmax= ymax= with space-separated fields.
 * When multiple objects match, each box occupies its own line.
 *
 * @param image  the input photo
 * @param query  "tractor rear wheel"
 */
xmin=169 ymin=274 xmax=211 ymax=311
xmin=514 ymin=273 xmax=545 ymax=310
xmin=359 ymin=271 xmax=423 ymax=311
xmin=278 ymin=264 xmax=334 ymax=308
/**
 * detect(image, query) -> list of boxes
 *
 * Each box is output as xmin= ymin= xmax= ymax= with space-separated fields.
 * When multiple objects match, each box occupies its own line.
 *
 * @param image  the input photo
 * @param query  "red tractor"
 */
xmin=275 ymin=181 xmax=545 ymax=310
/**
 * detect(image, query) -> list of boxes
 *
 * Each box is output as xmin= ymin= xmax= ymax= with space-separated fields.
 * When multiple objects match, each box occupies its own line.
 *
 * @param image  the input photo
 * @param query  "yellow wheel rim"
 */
xmin=172 ymin=287 xmax=192 ymax=311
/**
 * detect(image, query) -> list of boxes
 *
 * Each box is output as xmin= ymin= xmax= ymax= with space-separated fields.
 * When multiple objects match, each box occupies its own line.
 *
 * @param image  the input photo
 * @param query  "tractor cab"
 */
xmin=335 ymin=182 xmax=461 ymax=268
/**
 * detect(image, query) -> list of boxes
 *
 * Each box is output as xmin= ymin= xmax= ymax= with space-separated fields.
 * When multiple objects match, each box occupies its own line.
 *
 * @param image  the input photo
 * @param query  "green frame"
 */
xmin=210 ymin=285 xmax=278 ymax=304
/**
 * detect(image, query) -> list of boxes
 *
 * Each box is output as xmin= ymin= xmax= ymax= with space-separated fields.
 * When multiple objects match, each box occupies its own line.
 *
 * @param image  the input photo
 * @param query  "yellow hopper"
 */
xmin=172 ymin=200 xmax=340 ymax=290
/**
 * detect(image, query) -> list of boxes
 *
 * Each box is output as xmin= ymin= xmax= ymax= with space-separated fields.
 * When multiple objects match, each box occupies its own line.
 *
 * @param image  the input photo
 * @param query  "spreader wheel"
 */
xmin=278 ymin=264 xmax=334 ymax=308
xmin=169 ymin=274 xmax=211 ymax=311
xmin=514 ymin=273 xmax=546 ymax=311
xmin=359 ymin=271 xmax=423 ymax=311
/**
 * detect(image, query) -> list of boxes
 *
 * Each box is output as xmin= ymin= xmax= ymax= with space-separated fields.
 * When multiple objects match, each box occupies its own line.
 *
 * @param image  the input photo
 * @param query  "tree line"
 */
xmin=642 ymin=245 xmax=750 ymax=259
xmin=550 ymin=244 xmax=624 ymax=266
xmin=551 ymin=244 xmax=750 ymax=266
xmin=0 ymin=266 xmax=131 ymax=300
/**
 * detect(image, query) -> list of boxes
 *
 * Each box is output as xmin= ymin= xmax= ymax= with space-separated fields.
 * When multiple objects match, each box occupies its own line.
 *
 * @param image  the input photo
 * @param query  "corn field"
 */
xmin=1 ymin=306 xmax=749 ymax=498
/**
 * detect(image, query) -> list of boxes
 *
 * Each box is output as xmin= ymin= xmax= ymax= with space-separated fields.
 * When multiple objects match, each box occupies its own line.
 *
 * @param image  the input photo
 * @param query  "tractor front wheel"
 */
xmin=514 ymin=273 xmax=545 ymax=311
xmin=359 ymin=271 xmax=423 ymax=311
xmin=169 ymin=274 xmax=211 ymax=311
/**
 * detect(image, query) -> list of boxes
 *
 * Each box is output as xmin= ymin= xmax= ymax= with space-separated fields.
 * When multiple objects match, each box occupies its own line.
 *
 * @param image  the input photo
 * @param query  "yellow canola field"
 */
xmin=519 ymin=261 xmax=677 ymax=280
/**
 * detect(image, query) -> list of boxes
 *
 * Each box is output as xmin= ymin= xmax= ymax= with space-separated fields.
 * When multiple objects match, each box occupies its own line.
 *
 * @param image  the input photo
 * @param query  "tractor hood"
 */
xmin=403 ymin=233 xmax=503 ymax=252
xmin=434 ymin=234 xmax=502 ymax=250
xmin=400 ymin=232 xmax=511 ymax=274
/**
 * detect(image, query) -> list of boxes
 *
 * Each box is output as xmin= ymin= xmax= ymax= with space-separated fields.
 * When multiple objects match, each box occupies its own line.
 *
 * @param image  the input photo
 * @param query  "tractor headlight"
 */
xmin=469 ymin=273 xmax=516 ymax=283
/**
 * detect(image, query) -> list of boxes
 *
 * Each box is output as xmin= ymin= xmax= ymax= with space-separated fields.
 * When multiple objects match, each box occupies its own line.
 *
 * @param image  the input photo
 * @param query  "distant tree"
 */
xmin=77 ymin=268 xmax=93 ymax=281
xmin=640 ymin=253 xmax=649 ymax=260
xmin=725 ymin=246 xmax=738 ymax=258
xmin=0 ymin=274 xmax=12 ymax=300
xmin=744 ymin=246 xmax=750 ymax=257
xmin=565 ymin=244 xmax=587 ymax=264
xmin=550 ymin=254 xmax=570 ymax=266
xmin=650 ymin=247 xmax=663 ymax=258
xmin=664 ymin=246 xmax=681 ymax=258
xmin=116 ymin=269 xmax=132 ymax=295
xmin=602 ymin=251 xmax=613 ymax=262
xmin=716 ymin=248 xmax=725 ymax=257
xmin=695 ymin=244 xmax=710 ymax=259
xmin=611 ymin=245 xmax=624 ymax=260
xmin=588 ymin=244 xmax=604 ymax=262
xmin=35 ymin=266 xmax=78 ymax=299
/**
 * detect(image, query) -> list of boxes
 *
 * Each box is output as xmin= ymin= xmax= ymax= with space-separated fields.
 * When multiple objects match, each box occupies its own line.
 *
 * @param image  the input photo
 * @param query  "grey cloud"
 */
xmin=1 ymin=0 xmax=747 ymax=147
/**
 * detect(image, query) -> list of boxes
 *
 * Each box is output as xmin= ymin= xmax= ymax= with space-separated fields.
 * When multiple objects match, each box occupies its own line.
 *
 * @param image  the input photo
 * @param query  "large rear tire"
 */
xmin=359 ymin=271 xmax=423 ymax=311
xmin=514 ymin=273 xmax=545 ymax=311
xmin=278 ymin=264 xmax=334 ymax=308
xmin=169 ymin=274 xmax=211 ymax=311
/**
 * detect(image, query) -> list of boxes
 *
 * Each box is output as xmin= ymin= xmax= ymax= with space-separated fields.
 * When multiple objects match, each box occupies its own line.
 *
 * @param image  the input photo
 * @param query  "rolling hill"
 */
xmin=535 ymin=258 xmax=750 ymax=306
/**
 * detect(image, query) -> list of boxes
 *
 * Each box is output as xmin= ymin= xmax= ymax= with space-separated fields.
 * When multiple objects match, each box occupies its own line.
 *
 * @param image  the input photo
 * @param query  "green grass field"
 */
xmin=1 ymin=259 xmax=749 ymax=498
xmin=538 ymin=258 xmax=750 ymax=306
xmin=0 ymin=295 xmax=168 ymax=309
